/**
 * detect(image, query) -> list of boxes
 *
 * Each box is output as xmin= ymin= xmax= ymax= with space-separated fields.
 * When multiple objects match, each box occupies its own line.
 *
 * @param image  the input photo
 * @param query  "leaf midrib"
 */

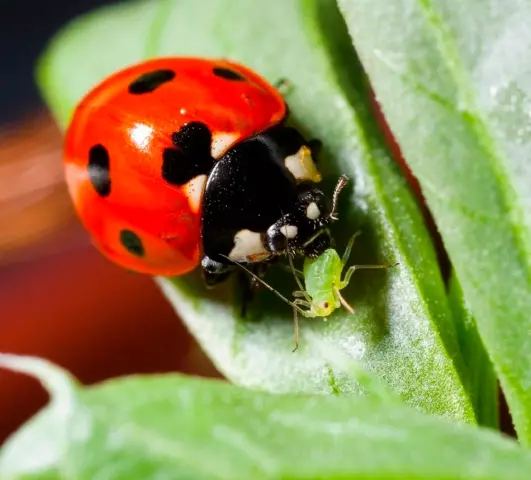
xmin=302 ymin=1 xmax=473 ymax=419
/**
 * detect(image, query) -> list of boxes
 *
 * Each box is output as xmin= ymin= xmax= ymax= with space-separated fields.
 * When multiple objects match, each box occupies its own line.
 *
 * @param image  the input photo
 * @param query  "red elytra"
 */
xmin=64 ymin=57 xmax=286 ymax=276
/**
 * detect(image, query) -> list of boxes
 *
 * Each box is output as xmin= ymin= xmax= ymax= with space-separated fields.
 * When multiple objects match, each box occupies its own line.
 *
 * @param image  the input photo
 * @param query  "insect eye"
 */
xmin=323 ymin=302 xmax=329 ymax=308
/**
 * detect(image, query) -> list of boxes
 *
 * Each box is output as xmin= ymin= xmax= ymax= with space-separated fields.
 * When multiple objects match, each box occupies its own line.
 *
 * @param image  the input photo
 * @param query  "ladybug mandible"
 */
xmin=64 ymin=57 xmax=345 ymax=285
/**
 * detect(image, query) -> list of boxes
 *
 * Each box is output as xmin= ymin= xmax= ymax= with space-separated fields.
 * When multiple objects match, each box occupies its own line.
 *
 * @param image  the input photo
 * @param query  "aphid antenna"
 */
xmin=329 ymin=174 xmax=349 ymax=221
xmin=220 ymin=254 xmax=307 ymax=352
xmin=284 ymin=240 xmax=312 ymax=353
xmin=219 ymin=255 xmax=308 ymax=316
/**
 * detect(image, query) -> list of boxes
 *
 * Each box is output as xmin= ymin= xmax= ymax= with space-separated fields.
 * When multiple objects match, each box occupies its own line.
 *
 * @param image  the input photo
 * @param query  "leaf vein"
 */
xmin=416 ymin=0 xmax=531 ymax=280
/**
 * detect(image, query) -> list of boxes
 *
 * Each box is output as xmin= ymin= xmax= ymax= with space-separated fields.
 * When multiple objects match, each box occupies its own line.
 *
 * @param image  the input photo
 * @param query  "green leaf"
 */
xmin=37 ymin=0 xmax=474 ymax=420
xmin=1 ymin=354 xmax=530 ymax=480
xmin=338 ymin=0 xmax=531 ymax=441
xmin=449 ymin=273 xmax=499 ymax=429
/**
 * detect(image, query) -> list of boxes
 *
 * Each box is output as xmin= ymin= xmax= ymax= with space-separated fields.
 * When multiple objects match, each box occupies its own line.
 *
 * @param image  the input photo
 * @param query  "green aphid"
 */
xmin=236 ymin=232 xmax=397 ymax=350
xmin=296 ymin=233 xmax=363 ymax=318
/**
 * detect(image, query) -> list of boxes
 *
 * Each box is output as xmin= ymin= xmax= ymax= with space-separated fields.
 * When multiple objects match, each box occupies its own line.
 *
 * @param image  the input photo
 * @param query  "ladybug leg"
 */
xmin=201 ymin=255 xmax=258 ymax=317
xmin=201 ymin=256 xmax=234 ymax=288
xmin=249 ymin=262 xmax=270 ymax=290
xmin=203 ymin=268 xmax=234 ymax=288
xmin=235 ymin=262 xmax=270 ymax=318
xmin=307 ymin=139 xmax=323 ymax=160
xmin=236 ymin=268 xmax=255 ymax=318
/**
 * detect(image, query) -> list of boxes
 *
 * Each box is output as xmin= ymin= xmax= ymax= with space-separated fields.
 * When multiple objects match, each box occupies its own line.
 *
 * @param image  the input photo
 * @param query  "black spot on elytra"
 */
xmin=128 ymin=69 xmax=175 ymax=94
xmin=212 ymin=66 xmax=245 ymax=81
xmin=162 ymin=122 xmax=215 ymax=185
xmin=120 ymin=229 xmax=144 ymax=257
xmin=88 ymin=144 xmax=111 ymax=197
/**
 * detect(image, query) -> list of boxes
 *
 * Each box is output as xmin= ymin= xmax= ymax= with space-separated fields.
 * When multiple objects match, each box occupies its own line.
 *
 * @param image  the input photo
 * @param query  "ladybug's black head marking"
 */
xmin=88 ymin=144 xmax=111 ymax=197
xmin=302 ymin=231 xmax=331 ymax=258
xmin=265 ymin=188 xmax=333 ymax=258
xmin=128 ymin=69 xmax=175 ymax=94
xmin=162 ymin=122 xmax=215 ymax=186
xmin=120 ymin=229 xmax=145 ymax=257
xmin=212 ymin=66 xmax=245 ymax=81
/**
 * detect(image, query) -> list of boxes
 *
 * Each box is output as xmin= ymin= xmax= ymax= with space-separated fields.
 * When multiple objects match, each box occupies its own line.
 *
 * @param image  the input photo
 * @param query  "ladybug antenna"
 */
xmin=329 ymin=174 xmax=349 ymax=221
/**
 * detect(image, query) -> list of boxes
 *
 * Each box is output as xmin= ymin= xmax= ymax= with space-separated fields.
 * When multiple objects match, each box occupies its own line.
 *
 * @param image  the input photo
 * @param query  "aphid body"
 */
xmin=292 ymin=236 xmax=359 ymax=318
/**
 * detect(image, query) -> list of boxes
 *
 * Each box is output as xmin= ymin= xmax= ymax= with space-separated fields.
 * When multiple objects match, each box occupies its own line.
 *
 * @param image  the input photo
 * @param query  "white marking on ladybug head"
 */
xmin=228 ymin=229 xmax=268 ymax=262
xmin=280 ymin=225 xmax=298 ymax=239
xmin=211 ymin=132 xmax=239 ymax=158
xmin=284 ymin=146 xmax=322 ymax=183
xmin=184 ymin=174 xmax=207 ymax=212
xmin=130 ymin=123 xmax=154 ymax=151
xmin=306 ymin=202 xmax=320 ymax=220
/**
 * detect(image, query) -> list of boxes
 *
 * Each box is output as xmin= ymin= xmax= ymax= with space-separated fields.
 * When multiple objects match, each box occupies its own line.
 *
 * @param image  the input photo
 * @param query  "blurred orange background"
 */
xmin=0 ymin=0 xmax=220 ymax=444
xmin=0 ymin=111 xmax=220 ymax=443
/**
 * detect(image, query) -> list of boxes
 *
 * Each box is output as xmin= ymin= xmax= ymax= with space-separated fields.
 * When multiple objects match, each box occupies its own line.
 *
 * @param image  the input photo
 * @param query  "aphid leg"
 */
xmin=334 ymin=287 xmax=355 ymax=315
xmin=293 ymin=299 xmax=314 ymax=310
xmin=293 ymin=290 xmax=307 ymax=298
xmin=341 ymin=231 xmax=362 ymax=267
xmin=293 ymin=307 xmax=300 ymax=352
xmin=287 ymin=254 xmax=312 ymax=303
xmin=340 ymin=263 xmax=399 ymax=289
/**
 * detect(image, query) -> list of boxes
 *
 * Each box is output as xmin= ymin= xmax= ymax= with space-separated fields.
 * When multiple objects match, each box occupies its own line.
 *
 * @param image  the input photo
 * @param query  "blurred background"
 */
xmin=0 ymin=0 xmax=219 ymax=444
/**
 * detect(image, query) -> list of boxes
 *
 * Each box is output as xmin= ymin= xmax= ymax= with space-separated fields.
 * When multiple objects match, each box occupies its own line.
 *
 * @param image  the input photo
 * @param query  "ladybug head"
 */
xmin=265 ymin=175 xmax=348 ymax=258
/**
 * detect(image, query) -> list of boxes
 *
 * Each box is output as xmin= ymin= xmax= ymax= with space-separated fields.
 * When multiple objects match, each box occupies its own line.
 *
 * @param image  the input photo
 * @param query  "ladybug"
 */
xmin=64 ymin=57 xmax=345 ymax=286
